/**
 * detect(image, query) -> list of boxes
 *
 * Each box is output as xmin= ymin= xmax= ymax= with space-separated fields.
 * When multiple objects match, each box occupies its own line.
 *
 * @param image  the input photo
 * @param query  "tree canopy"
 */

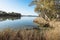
xmin=30 ymin=0 xmax=60 ymax=21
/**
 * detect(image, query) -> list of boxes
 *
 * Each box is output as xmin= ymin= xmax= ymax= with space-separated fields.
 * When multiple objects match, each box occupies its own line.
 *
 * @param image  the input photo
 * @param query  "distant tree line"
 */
xmin=0 ymin=11 xmax=21 ymax=17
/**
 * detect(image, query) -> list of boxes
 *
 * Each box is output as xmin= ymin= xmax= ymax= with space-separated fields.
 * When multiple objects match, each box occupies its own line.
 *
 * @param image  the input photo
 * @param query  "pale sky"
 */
xmin=0 ymin=0 xmax=38 ymax=15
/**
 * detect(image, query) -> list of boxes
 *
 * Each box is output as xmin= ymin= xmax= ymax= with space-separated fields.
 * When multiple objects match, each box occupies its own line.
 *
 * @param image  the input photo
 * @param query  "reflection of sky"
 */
xmin=0 ymin=17 xmax=37 ymax=30
xmin=0 ymin=0 xmax=37 ymax=15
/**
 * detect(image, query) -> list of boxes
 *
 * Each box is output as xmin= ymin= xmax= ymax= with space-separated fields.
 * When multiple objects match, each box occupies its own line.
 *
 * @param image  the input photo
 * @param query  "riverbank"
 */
xmin=0 ymin=28 xmax=60 ymax=40
xmin=0 ymin=29 xmax=42 ymax=40
xmin=33 ymin=17 xmax=60 ymax=27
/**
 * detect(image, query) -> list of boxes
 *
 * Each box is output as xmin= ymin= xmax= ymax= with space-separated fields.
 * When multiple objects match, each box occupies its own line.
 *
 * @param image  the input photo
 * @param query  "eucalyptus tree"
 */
xmin=30 ymin=0 xmax=60 ymax=21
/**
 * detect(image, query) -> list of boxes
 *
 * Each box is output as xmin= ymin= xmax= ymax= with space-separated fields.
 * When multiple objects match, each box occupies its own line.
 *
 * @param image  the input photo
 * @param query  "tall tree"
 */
xmin=30 ymin=0 xmax=60 ymax=21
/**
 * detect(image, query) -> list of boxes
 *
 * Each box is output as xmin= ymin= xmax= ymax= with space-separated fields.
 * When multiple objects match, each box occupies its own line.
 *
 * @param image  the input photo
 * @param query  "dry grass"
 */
xmin=33 ymin=17 xmax=60 ymax=40
xmin=0 ymin=29 xmax=46 ymax=40
xmin=0 ymin=27 xmax=60 ymax=40
xmin=34 ymin=17 xmax=60 ymax=27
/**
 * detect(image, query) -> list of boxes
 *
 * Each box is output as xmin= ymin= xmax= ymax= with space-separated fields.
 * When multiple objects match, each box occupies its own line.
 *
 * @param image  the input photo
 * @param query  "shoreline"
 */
xmin=0 ymin=27 xmax=60 ymax=40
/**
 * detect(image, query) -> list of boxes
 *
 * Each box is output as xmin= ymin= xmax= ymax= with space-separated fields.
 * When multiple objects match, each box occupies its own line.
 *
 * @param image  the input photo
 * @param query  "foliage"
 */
xmin=0 ymin=11 xmax=21 ymax=17
xmin=30 ymin=0 xmax=60 ymax=21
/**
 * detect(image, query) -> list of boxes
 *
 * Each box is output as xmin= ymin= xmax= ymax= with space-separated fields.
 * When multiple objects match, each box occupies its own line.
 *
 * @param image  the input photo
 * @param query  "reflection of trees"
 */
xmin=0 ymin=16 xmax=21 ymax=21
xmin=0 ymin=10 xmax=21 ymax=21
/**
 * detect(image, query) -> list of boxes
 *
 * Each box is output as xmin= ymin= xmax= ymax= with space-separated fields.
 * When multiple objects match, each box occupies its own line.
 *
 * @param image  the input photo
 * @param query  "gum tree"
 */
xmin=29 ymin=0 xmax=60 ymax=21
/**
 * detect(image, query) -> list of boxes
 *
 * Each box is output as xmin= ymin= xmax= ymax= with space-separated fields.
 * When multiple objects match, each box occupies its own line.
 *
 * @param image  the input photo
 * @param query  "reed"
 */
xmin=0 ymin=27 xmax=59 ymax=40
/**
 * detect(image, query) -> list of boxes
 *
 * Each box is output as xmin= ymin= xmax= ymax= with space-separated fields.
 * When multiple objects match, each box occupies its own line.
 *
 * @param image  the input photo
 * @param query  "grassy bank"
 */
xmin=34 ymin=17 xmax=60 ymax=27
xmin=0 ymin=29 xmax=43 ymax=40
xmin=33 ymin=17 xmax=60 ymax=40
xmin=0 ymin=27 xmax=60 ymax=40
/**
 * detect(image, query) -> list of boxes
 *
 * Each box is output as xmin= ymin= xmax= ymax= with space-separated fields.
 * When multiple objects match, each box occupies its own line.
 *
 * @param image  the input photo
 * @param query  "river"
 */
xmin=0 ymin=16 xmax=38 ymax=30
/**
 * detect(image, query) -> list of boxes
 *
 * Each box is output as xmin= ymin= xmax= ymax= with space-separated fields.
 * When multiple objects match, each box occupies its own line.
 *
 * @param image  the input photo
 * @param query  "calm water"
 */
xmin=0 ymin=17 xmax=38 ymax=30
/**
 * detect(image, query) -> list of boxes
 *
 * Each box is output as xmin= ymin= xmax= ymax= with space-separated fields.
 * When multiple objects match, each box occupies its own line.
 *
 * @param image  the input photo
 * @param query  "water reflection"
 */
xmin=0 ymin=16 xmax=21 ymax=21
xmin=0 ymin=16 xmax=60 ymax=40
xmin=0 ymin=16 xmax=38 ymax=31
